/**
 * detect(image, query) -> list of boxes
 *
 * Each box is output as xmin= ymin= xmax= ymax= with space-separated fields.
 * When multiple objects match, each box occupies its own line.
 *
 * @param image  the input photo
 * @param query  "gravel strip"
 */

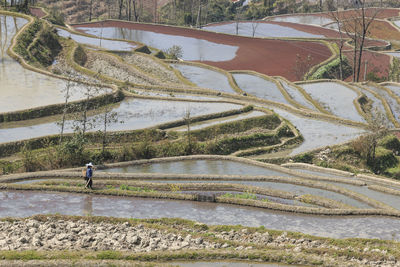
xmin=122 ymin=53 xmax=182 ymax=84
xmin=85 ymin=51 xmax=161 ymax=86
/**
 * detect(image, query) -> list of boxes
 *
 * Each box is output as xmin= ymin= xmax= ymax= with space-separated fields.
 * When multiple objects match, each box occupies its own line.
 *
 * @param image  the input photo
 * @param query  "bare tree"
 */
xmin=251 ymin=19 xmax=259 ymax=37
xmin=89 ymin=0 xmax=93 ymax=21
xmin=329 ymin=0 xmax=346 ymax=80
xmin=99 ymin=105 xmax=119 ymax=155
xmin=184 ymin=108 xmax=192 ymax=154
xmin=234 ymin=9 xmax=242 ymax=35
xmin=196 ymin=0 xmax=202 ymax=28
xmin=118 ymin=0 xmax=124 ymax=19
xmin=341 ymin=2 xmax=382 ymax=82
xmin=58 ymin=72 xmax=77 ymax=143
xmin=365 ymin=107 xmax=389 ymax=169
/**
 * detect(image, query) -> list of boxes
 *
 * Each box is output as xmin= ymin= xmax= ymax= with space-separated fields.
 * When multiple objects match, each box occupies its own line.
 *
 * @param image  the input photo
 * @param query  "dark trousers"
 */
xmin=85 ymin=177 xmax=93 ymax=189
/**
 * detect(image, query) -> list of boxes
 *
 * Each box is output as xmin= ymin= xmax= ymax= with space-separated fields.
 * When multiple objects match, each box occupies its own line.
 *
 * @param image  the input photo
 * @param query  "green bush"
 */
xmin=135 ymin=45 xmax=152 ymax=54
xmin=293 ymin=152 xmax=313 ymax=163
xmin=370 ymin=147 xmax=398 ymax=173
xmin=29 ymin=25 xmax=62 ymax=66
xmin=192 ymin=114 xmax=280 ymax=141
xmin=153 ymin=50 xmax=166 ymax=59
xmin=310 ymin=56 xmax=352 ymax=80
xmin=207 ymin=133 xmax=279 ymax=155
xmin=379 ymin=135 xmax=400 ymax=154
xmin=74 ymin=44 xmax=87 ymax=66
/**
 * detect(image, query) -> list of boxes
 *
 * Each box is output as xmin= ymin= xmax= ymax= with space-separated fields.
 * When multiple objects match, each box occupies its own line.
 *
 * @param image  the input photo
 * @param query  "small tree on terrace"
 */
xmin=365 ymin=108 xmax=389 ymax=164
xmin=352 ymin=107 xmax=390 ymax=172
xmin=328 ymin=0 xmax=347 ymax=80
xmin=340 ymin=1 xmax=382 ymax=82
xmin=251 ymin=19 xmax=259 ymax=37
xmin=98 ymin=104 xmax=120 ymax=157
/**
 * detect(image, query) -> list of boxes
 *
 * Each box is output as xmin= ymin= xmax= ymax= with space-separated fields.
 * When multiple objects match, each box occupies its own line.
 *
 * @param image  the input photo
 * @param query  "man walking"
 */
xmin=85 ymin=162 xmax=94 ymax=189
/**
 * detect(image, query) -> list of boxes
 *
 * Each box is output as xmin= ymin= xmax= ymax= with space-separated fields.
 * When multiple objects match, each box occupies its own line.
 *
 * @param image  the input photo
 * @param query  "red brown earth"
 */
xmin=343 ymin=47 xmax=390 ymax=82
xmin=73 ymin=20 xmax=333 ymax=81
xmin=29 ymin=7 xmax=46 ymax=19
xmin=272 ymin=8 xmax=400 ymax=22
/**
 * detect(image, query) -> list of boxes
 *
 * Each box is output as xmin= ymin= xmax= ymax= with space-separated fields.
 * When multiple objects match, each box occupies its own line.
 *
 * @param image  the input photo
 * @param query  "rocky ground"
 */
xmin=122 ymin=53 xmax=183 ymax=85
xmin=85 ymin=51 xmax=162 ymax=86
xmin=0 ymin=217 xmax=398 ymax=266
xmin=0 ymin=219 xmax=216 ymax=251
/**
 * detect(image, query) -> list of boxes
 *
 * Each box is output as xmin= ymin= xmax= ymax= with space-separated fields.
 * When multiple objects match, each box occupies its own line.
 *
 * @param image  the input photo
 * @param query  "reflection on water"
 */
xmin=300 ymin=82 xmax=366 ymax=123
xmin=0 ymin=15 xmax=92 ymax=113
xmin=354 ymin=85 xmax=394 ymax=127
xmin=0 ymin=190 xmax=399 ymax=240
xmin=99 ymin=159 xmax=293 ymax=177
xmin=83 ymin=195 xmax=93 ymax=216
xmin=203 ymin=21 xmax=325 ymax=38
xmin=56 ymin=28 xmax=136 ymax=51
xmin=367 ymin=85 xmax=400 ymax=122
xmin=0 ymin=98 xmax=241 ymax=143
xmin=273 ymin=108 xmax=364 ymax=155
xmin=233 ymin=73 xmax=290 ymax=105
xmin=74 ymin=25 xmax=238 ymax=62
xmin=277 ymin=78 xmax=318 ymax=111
xmin=146 ymin=179 xmax=370 ymax=209
xmin=172 ymin=64 xmax=236 ymax=93
xmin=269 ymin=15 xmax=333 ymax=26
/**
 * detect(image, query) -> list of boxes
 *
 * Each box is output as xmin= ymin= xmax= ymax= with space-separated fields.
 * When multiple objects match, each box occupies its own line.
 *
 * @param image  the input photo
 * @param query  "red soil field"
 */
xmin=74 ymin=20 xmax=333 ymax=81
xmin=365 ymin=20 xmax=400 ymax=41
xmin=272 ymin=8 xmax=400 ymax=21
xmin=29 ymin=7 xmax=46 ymax=19
xmin=343 ymin=48 xmax=390 ymax=82
xmin=335 ymin=8 xmax=400 ymax=20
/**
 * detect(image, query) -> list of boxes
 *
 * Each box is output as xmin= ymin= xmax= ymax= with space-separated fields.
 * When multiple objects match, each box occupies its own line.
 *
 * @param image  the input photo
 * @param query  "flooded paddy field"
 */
xmin=275 ymin=78 xmax=318 ymax=111
xmin=328 ymin=182 xmax=400 ymax=211
xmin=0 ymin=190 xmax=399 ymax=240
xmin=98 ymin=159 xmax=293 ymax=177
xmin=384 ymin=84 xmax=400 ymax=98
xmin=0 ymin=15 xmax=94 ymax=113
xmin=172 ymin=111 xmax=266 ymax=131
xmin=233 ymin=73 xmax=290 ymax=105
xmin=171 ymin=64 xmax=237 ymax=93
xmin=0 ymin=98 xmax=241 ymax=143
xmin=203 ymin=21 xmax=325 ymax=38
xmin=271 ymin=108 xmax=364 ymax=155
xmin=366 ymin=84 xmax=400 ymax=122
xmin=142 ymin=179 xmax=371 ymax=209
xmin=299 ymin=82 xmax=365 ymax=123
xmin=268 ymin=14 xmax=333 ymax=26
xmin=74 ymin=23 xmax=239 ymax=62
xmin=56 ymin=28 xmax=137 ymax=51
xmin=354 ymin=84 xmax=394 ymax=126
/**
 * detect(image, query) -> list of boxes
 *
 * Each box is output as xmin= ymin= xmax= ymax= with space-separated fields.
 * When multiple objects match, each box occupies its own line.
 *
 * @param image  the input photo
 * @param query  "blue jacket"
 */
xmin=86 ymin=168 xmax=93 ymax=179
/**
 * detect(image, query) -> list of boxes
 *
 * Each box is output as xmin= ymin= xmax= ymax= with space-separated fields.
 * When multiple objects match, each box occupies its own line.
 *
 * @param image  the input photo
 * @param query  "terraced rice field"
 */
xmin=171 ymin=64 xmax=237 ymax=93
xmin=0 ymin=15 xmax=99 ymax=113
xmin=268 ymin=14 xmax=333 ymax=26
xmin=72 ymin=20 xmax=333 ymax=81
xmin=0 ymin=99 xmax=242 ymax=143
xmin=299 ymin=82 xmax=366 ymax=122
xmin=3 ymin=8 xmax=400 ymax=266
xmin=233 ymin=73 xmax=291 ymax=105
xmin=56 ymin=28 xmax=137 ymax=51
